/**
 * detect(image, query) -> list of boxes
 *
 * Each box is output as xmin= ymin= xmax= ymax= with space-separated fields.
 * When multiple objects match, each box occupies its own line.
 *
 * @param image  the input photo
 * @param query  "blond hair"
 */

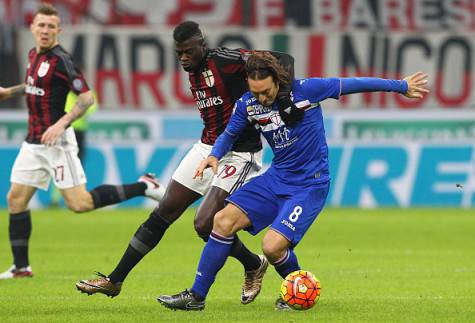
xmin=34 ymin=3 xmax=59 ymax=17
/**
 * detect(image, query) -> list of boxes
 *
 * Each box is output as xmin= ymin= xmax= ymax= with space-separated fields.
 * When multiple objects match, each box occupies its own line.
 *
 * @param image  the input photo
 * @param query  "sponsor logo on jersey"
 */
xmin=281 ymin=219 xmax=296 ymax=231
xmin=37 ymin=61 xmax=50 ymax=77
xmin=273 ymin=126 xmax=299 ymax=149
xmin=25 ymin=76 xmax=45 ymax=96
xmin=245 ymin=97 xmax=257 ymax=105
xmin=273 ymin=126 xmax=291 ymax=144
xmin=194 ymin=89 xmax=223 ymax=110
xmin=196 ymin=96 xmax=224 ymax=110
xmin=202 ymin=69 xmax=214 ymax=87
xmin=246 ymin=104 xmax=272 ymax=116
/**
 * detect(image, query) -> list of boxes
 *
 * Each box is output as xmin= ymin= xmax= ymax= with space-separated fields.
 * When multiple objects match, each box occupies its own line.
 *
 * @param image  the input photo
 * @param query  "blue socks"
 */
xmin=190 ymin=232 xmax=301 ymax=299
xmin=274 ymin=249 xmax=300 ymax=279
xmin=191 ymin=231 xmax=234 ymax=299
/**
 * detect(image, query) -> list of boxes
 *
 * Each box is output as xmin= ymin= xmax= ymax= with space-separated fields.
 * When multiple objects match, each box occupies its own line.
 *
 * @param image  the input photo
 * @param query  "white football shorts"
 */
xmin=10 ymin=127 xmax=87 ymax=190
xmin=172 ymin=141 xmax=263 ymax=196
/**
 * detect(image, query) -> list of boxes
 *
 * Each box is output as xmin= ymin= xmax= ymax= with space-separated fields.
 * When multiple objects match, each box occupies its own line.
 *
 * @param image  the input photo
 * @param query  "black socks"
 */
xmin=229 ymin=235 xmax=261 ymax=271
xmin=108 ymin=210 xmax=170 ymax=283
xmin=90 ymin=183 xmax=147 ymax=209
xmin=9 ymin=210 xmax=32 ymax=268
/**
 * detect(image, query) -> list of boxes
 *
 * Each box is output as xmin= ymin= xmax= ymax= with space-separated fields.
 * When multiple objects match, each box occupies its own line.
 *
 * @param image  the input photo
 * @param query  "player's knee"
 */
xmin=64 ymin=199 xmax=91 ymax=213
xmin=261 ymin=240 xmax=285 ymax=263
xmin=212 ymin=210 xmax=235 ymax=236
xmin=194 ymin=211 xmax=213 ymax=240
xmin=6 ymin=190 xmax=27 ymax=212
xmin=148 ymin=208 xmax=171 ymax=231
xmin=154 ymin=198 xmax=181 ymax=223
xmin=6 ymin=190 xmax=16 ymax=207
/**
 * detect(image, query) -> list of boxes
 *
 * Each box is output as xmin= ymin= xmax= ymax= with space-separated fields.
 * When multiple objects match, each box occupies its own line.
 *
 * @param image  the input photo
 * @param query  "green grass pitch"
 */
xmin=0 ymin=208 xmax=474 ymax=322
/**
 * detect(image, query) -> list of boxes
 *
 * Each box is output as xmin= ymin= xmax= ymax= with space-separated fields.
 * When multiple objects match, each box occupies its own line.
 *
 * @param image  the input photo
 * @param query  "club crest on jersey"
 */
xmin=270 ymin=113 xmax=282 ymax=126
xmin=202 ymin=69 xmax=214 ymax=87
xmin=38 ymin=61 xmax=50 ymax=77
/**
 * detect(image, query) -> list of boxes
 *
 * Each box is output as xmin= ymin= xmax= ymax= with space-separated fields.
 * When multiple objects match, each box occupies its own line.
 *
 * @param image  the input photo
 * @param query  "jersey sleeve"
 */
xmin=56 ymin=54 xmax=90 ymax=95
xmin=210 ymin=98 xmax=250 ymax=159
xmin=213 ymin=48 xmax=247 ymax=74
xmin=298 ymin=77 xmax=341 ymax=102
xmin=340 ymin=77 xmax=408 ymax=95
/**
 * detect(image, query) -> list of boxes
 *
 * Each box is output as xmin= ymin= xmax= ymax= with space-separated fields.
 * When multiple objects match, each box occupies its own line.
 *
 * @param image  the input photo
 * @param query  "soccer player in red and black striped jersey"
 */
xmin=0 ymin=4 xmax=165 ymax=280
xmin=76 ymin=21 xmax=298 ymax=303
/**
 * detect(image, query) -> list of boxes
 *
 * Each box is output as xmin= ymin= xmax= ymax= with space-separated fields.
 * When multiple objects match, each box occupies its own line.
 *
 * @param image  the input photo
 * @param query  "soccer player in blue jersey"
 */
xmin=157 ymin=52 xmax=429 ymax=311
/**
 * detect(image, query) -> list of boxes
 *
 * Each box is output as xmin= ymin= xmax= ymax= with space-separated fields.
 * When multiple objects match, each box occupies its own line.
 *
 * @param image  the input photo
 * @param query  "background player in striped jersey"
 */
xmin=76 ymin=21 xmax=297 ymax=304
xmin=0 ymin=4 xmax=165 ymax=280
xmin=157 ymin=52 xmax=429 ymax=311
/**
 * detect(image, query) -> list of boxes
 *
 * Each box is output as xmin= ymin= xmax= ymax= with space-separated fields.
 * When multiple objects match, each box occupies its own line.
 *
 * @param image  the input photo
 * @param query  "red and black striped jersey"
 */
xmin=24 ymin=45 xmax=89 ymax=144
xmin=188 ymin=47 xmax=262 ymax=153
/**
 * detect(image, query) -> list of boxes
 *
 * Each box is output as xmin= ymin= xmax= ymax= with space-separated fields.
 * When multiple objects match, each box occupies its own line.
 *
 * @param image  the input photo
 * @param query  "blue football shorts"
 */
xmin=226 ymin=172 xmax=330 ymax=247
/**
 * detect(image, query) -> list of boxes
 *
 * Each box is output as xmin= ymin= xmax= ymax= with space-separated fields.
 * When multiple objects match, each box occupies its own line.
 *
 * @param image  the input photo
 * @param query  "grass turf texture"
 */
xmin=0 ymin=208 xmax=474 ymax=322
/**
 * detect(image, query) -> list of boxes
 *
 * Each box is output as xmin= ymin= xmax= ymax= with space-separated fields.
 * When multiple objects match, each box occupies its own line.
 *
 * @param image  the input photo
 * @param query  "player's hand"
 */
xmin=41 ymin=121 xmax=67 ymax=146
xmin=403 ymin=72 xmax=429 ymax=99
xmin=194 ymin=156 xmax=219 ymax=179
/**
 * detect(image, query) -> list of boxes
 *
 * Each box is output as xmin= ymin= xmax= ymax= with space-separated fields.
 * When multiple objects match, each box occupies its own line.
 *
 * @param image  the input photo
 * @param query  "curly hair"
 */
xmin=245 ymin=52 xmax=291 ymax=87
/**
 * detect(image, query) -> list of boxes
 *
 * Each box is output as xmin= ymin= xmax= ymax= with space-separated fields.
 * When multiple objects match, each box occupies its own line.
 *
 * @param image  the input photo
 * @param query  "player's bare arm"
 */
xmin=0 ymin=84 xmax=26 ymax=101
xmin=403 ymin=72 xmax=430 ymax=98
xmin=194 ymin=156 xmax=219 ymax=179
xmin=40 ymin=90 xmax=94 ymax=145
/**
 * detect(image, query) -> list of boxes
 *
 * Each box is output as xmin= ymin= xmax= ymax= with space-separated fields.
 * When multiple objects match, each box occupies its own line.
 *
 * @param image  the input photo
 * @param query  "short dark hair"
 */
xmin=173 ymin=21 xmax=203 ymax=42
xmin=245 ymin=52 xmax=290 ymax=87
xmin=35 ymin=3 xmax=59 ymax=17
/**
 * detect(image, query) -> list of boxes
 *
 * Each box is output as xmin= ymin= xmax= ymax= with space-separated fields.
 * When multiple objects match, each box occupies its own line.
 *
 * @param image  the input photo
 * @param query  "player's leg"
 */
xmin=158 ymin=174 xmax=277 ymax=310
xmin=194 ymin=150 xmax=266 ymax=303
xmin=61 ymin=184 xmax=94 ymax=212
xmin=268 ymin=181 xmax=329 ymax=278
xmin=1 ymin=143 xmax=50 ymax=279
xmin=262 ymin=230 xmax=296 ymax=277
xmin=0 ymin=183 xmax=37 ymax=279
xmin=107 ymin=180 xmax=201 ymax=283
xmin=157 ymin=203 xmax=251 ymax=310
xmin=87 ymin=173 xmax=165 ymax=209
xmin=76 ymin=142 xmax=210 ymax=296
xmin=267 ymin=181 xmax=330 ymax=309
xmin=196 ymin=187 xmax=268 ymax=304
xmin=75 ymin=179 xmax=201 ymax=297
xmin=195 ymin=186 xmax=264 ymax=275
xmin=55 ymin=128 xmax=164 ymax=213
xmin=60 ymin=174 xmax=165 ymax=213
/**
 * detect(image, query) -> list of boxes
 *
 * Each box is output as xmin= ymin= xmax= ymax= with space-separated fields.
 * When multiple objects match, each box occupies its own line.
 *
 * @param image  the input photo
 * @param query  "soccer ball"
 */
xmin=280 ymin=270 xmax=321 ymax=310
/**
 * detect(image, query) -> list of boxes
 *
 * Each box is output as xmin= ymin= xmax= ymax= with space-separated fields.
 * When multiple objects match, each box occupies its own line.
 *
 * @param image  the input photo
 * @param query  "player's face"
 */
xmin=175 ymin=36 xmax=206 ymax=72
xmin=30 ymin=14 xmax=61 ymax=51
xmin=248 ymin=76 xmax=279 ymax=107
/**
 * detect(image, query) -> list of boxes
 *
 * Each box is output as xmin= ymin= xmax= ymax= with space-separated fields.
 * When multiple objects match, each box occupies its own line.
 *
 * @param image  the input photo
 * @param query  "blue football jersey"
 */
xmin=220 ymin=77 xmax=341 ymax=185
